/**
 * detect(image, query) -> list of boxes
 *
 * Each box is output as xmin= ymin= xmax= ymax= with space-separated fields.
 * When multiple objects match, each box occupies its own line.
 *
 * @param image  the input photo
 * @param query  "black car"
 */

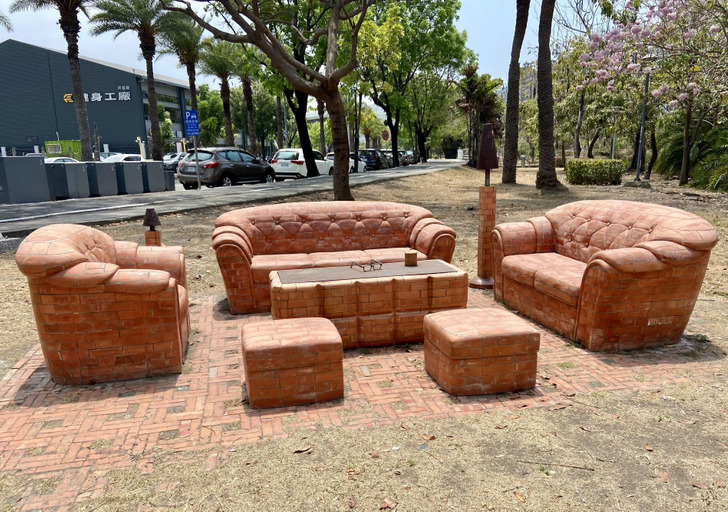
xmin=177 ymin=147 xmax=275 ymax=189
xmin=358 ymin=149 xmax=385 ymax=170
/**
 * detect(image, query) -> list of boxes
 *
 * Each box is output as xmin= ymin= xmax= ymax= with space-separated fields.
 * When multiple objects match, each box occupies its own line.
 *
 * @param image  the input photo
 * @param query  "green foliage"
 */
xmin=0 ymin=10 xmax=13 ymax=30
xmin=565 ymin=159 xmax=624 ymax=185
xmin=197 ymin=84 xmax=223 ymax=146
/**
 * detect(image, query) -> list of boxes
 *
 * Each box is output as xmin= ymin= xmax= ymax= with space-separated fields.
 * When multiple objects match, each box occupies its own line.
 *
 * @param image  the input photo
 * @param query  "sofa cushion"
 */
xmin=545 ymin=200 xmax=719 ymax=263
xmin=502 ymin=252 xmax=585 ymax=306
xmin=251 ymin=254 xmax=315 ymax=284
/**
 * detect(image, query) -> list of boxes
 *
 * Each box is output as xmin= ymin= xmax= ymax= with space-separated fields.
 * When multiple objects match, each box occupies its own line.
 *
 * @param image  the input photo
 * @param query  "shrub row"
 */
xmin=565 ymin=159 xmax=624 ymax=185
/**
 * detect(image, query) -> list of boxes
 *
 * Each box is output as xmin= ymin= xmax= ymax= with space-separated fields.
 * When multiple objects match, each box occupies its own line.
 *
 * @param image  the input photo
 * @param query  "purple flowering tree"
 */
xmin=582 ymin=0 xmax=728 ymax=184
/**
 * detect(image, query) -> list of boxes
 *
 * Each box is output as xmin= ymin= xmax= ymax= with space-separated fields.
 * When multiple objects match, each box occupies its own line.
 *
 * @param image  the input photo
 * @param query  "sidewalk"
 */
xmin=0 ymin=161 xmax=461 ymax=237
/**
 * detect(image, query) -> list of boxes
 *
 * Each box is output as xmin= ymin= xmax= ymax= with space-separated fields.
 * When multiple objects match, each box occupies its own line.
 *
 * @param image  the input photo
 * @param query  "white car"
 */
xmin=325 ymin=152 xmax=364 ymax=173
xmin=271 ymin=148 xmax=333 ymax=179
xmin=44 ymin=157 xmax=79 ymax=163
xmin=104 ymin=154 xmax=143 ymax=162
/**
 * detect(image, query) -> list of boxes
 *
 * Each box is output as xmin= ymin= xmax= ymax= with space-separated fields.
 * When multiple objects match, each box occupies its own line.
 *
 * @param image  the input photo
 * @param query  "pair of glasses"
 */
xmin=350 ymin=260 xmax=383 ymax=272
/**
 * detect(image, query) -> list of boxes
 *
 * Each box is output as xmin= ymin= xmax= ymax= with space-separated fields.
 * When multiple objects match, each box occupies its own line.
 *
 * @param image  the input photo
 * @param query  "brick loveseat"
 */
xmin=15 ymin=224 xmax=190 ymax=385
xmin=492 ymin=200 xmax=718 ymax=352
xmin=213 ymin=201 xmax=457 ymax=313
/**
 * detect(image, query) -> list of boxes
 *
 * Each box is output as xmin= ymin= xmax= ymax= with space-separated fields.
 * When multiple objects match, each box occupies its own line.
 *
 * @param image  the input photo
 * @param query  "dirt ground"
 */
xmin=1 ymin=166 xmax=727 ymax=510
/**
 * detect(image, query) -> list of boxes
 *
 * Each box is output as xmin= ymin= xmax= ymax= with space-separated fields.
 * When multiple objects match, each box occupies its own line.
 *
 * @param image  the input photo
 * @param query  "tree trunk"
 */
xmin=276 ymin=95 xmax=284 ymax=150
xmin=353 ymin=90 xmax=362 ymax=164
xmin=220 ymin=76 xmax=234 ymax=147
xmin=390 ymin=109 xmax=401 ymax=166
xmin=317 ymin=98 xmax=327 ymax=154
xmin=502 ymin=0 xmax=530 ymax=183
xmin=629 ymin=130 xmax=640 ymax=171
xmin=646 ymin=125 xmax=657 ymax=179
xmin=242 ymin=75 xmax=257 ymax=154
xmin=561 ymin=141 xmax=566 ymax=168
xmin=587 ymin=128 xmax=600 ymax=158
xmin=574 ymin=90 xmax=585 ymax=158
xmin=284 ymin=89 xmax=319 ymax=177
xmin=364 ymin=133 xmax=371 ymax=149
xmin=61 ymin=13 xmax=93 ymax=161
xmin=325 ymin=91 xmax=353 ymax=200
xmin=416 ymin=127 xmax=430 ymax=163
xmin=679 ymin=101 xmax=692 ymax=185
xmin=143 ymin=53 xmax=163 ymax=161
xmin=185 ymin=61 xmax=198 ymax=112
xmin=535 ymin=0 xmax=563 ymax=190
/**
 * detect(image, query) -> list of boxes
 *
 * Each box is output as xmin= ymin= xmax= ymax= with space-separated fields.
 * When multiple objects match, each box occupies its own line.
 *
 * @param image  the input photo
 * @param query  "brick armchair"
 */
xmin=492 ymin=200 xmax=718 ymax=352
xmin=212 ymin=201 xmax=457 ymax=314
xmin=15 ymin=224 xmax=190 ymax=385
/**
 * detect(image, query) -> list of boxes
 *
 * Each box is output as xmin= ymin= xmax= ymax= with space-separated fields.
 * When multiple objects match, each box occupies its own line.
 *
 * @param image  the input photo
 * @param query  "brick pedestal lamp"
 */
xmin=143 ymin=208 xmax=162 ymax=246
xmin=470 ymin=123 xmax=498 ymax=290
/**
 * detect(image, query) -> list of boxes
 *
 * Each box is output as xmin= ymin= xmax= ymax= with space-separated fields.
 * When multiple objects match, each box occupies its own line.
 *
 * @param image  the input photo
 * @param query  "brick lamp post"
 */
xmin=469 ymin=124 xmax=498 ymax=290
xmin=143 ymin=208 xmax=162 ymax=246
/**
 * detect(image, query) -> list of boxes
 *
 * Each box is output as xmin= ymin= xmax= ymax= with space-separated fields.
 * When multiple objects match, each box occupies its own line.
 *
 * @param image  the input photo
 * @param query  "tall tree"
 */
xmin=409 ymin=69 xmax=457 ymax=164
xmin=199 ymin=38 xmax=239 ymax=146
xmin=158 ymin=11 xmax=203 ymax=112
xmin=502 ymin=0 xmax=530 ymax=183
xmin=361 ymin=0 xmax=466 ymax=167
xmin=535 ymin=0 xmax=564 ymax=189
xmin=167 ymin=0 xmax=379 ymax=200
xmin=91 ymin=0 xmax=170 ymax=160
xmin=197 ymin=84 xmax=224 ymax=145
xmin=11 ymin=0 xmax=93 ymax=160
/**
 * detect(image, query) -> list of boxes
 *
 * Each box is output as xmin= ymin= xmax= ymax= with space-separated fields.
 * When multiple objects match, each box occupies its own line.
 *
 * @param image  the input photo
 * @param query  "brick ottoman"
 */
xmin=241 ymin=317 xmax=344 ymax=409
xmin=424 ymin=308 xmax=540 ymax=395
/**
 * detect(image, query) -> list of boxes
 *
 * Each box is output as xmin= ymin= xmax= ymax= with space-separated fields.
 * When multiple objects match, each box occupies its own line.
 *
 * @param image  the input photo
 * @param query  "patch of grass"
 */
xmin=107 ymin=403 xmax=139 ymax=421
xmin=557 ymin=361 xmax=577 ymax=369
xmin=376 ymin=380 xmax=393 ymax=388
xmin=33 ymin=476 xmax=60 ymax=495
xmin=59 ymin=394 xmax=80 ymax=404
xmin=359 ymin=348 xmax=372 ymax=355
xmin=23 ymin=447 xmax=45 ymax=457
xmin=407 ymin=460 xmax=415 ymax=467
xmin=158 ymin=430 xmax=179 ymax=441
xmin=41 ymin=419 xmax=63 ymax=430
xmin=88 ymin=439 xmax=114 ymax=450
xmin=224 ymin=399 xmax=243 ymax=410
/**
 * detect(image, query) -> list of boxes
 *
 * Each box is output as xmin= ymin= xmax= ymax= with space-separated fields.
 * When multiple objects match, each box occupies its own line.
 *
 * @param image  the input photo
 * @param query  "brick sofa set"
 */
xmin=15 ymin=199 xmax=717 ymax=409
xmin=492 ymin=200 xmax=718 ymax=352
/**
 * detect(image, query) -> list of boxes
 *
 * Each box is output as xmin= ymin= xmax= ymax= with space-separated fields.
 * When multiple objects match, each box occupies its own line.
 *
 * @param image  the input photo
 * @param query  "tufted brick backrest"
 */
xmin=544 ymin=200 xmax=719 ymax=263
xmin=15 ymin=224 xmax=117 ymax=278
xmin=214 ymin=201 xmax=434 ymax=255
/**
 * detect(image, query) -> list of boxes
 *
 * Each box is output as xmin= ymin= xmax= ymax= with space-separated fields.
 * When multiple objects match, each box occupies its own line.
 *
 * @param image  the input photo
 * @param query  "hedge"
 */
xmin=565 ymin=159 xmax=624 ymax=185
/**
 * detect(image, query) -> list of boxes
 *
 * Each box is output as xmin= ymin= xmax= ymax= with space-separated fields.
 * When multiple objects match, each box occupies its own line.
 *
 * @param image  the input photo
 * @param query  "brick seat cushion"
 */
xmin=241 ymin=318 xmax=344 ymax=408
xmin=424 ymin=308 xmax=540 ymax=395
xmin=250 ymin=248 xmax=427 ymax=285
xmin=501 ymin=252 xmax=586 ymax=306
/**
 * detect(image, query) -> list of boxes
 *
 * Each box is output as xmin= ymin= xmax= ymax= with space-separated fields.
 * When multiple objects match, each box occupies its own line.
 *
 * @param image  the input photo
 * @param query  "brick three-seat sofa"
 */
xmin=492 ymin=200 xmax=718 ymax=352
xmin=212 ymin=201 xmax=457 ymax=313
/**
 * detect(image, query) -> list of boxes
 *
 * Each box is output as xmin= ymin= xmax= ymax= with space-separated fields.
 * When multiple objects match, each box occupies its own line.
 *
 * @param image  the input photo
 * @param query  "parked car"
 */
xmin=177 ymin=147 xmax=275 ymax=189
xmin=99 ymin=152 xmax=120 ymax=160
xmin=163 ymin=152 xmax=186 ymax=170
xmin=325 ymin=152 xmax=363 ymax=173
xmin=271 ymin=148 xmax=332 ymax=179
xmin=358 ymin=149 xmax=386 ymax=170
xmin=397 ymin=151 xmax=409 ymax=166
xmin=44 ymin=156 xmax=79 ymax=163
xmin=104 ymin=153 xmax=143 ymax=162
xmin=380 ymin=149 xmax=395 ymax=168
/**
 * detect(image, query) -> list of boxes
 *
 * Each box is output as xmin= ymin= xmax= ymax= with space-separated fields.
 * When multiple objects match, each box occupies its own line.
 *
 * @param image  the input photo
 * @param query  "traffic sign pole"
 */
xmin=184 ymin=110 xmax=202 ymax=190
xmin=194 ymin=136 xmax=200 ymax=190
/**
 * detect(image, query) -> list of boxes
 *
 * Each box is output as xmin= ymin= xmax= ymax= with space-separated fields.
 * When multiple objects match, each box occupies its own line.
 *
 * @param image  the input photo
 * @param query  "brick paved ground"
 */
xmin=0 ymin=290 xmax=725 ymax=510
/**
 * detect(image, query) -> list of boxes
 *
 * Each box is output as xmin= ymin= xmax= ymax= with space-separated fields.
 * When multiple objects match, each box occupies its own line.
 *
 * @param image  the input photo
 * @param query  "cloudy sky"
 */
xmin=1 ymin=1 xmax=541 ymax=87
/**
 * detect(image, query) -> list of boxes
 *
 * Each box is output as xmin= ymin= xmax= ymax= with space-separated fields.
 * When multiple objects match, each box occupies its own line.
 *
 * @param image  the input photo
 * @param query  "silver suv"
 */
xmin=177 ymin=147 xmax=275 ymax=188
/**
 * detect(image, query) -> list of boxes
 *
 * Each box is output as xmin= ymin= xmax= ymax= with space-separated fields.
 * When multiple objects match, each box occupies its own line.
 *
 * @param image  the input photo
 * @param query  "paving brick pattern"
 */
xmin=0 ymin=290 xmax=724 ymax=510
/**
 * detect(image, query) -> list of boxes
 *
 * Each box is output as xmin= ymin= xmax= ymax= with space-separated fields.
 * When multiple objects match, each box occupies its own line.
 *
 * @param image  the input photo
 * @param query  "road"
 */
xmin=0 ymin=159 xmax=464 ymax=237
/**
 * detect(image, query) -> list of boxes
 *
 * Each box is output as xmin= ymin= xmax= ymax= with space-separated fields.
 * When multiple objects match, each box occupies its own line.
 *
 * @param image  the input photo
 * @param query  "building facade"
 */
xmin=0 ymin=39 xmax=191 ymax=155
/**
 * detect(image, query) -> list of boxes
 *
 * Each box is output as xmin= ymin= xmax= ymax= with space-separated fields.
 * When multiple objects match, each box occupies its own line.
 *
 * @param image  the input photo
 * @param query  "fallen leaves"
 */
xmin=369 ymin=452 xmax=380 ymax=459
xmin=514 ymin=491 xmax=526 ymax=503
xmin=379 ymin=497 xmax=398 ymax=510
xmin=657 ymin=471 xmax=669 ymax=483
xmin=692 ymin=482 xmax=710 ymax=490
xmin=645 ymin=445 xmax=654 ymax=452
xmin=580 ymin=426 xmax=591 ymax=432
xmin=349 ymin=497 xmax=357 ymax=509
xmin=495 ymin=425 xmax=507 ymax=430
xmin=548 ymin=403 xmax=571 ymax=411
xmin=400 ymin=423 xmax=411 ymax=430
xmin=422 ymin=434 xmax=436 ymax=441
xmin=293 ymin=446 xmax=312 ymax=454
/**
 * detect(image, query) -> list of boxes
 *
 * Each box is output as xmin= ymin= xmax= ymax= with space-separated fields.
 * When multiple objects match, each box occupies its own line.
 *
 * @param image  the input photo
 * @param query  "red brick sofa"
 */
xmin=492 ymin=200 xmax=718 ymax=352
xmin=15 ymin=224 xmax=190 ymax=385
xmin=213 ymin=201 xmax=457 ymax=314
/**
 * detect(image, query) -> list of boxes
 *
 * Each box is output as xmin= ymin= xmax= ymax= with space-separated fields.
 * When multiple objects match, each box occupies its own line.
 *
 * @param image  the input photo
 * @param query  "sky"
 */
xmin=0 ymin=1 xmax=542 ymax=87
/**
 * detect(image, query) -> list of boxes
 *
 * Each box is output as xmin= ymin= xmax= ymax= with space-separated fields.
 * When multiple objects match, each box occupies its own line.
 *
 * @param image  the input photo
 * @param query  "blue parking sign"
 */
xmin=185 ymin=110 xmax=200 ymax=136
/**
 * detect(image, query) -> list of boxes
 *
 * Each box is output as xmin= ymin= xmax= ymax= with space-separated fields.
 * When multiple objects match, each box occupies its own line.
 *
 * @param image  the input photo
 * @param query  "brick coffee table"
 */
xmin=424 ymin=308 xmax=540 ymax=395
xmin=270 ymin=260 xmax=468 ymax=349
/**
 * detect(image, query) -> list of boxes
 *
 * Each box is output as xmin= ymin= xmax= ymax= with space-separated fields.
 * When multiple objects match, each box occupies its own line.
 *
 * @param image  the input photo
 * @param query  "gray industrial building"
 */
xmin=0 ymin=39 xmax=191 ymax=155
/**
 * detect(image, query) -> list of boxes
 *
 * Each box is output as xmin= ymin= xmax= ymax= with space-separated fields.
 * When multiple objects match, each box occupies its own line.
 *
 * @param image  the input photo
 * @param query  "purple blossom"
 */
xmin=668 ymin=100 xmax=678 ymax=107
xmin=710 ymin=25 xmax=721 ymax=34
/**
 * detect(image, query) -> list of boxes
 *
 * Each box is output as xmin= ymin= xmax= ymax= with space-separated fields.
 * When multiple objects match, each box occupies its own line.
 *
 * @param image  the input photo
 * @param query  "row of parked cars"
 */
xmin=172 ymin=146 xmax=419 ymax=188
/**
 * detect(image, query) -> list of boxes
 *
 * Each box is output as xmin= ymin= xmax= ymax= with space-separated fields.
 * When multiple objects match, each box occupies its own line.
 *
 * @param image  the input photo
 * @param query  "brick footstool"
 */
xmin=241 ymin=317 xmax=344 ymax=409
xmin=424 ymin=308 xmax=540 ymax=395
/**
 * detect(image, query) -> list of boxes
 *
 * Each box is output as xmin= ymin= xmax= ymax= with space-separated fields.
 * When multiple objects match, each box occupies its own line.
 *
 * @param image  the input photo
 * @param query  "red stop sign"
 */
xmin=382 ymin=129 xmax=390 ymax=141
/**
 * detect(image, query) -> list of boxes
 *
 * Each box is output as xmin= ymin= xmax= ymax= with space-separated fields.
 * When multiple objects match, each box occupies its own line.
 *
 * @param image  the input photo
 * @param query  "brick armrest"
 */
xmin=115 ymin=241 xmax=186 ymax=288
xmin=44 ymin=263 xmax=173 ymax=292
xmin=491 ymin=216 xmax=555 ymax=257
xmin=410 ymin=219 xmax=457 ymax=262
xmin=212 ymin=225 xmax=256 ymax=314
xmin=587 ymin=241 xmax=704 ymax=273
